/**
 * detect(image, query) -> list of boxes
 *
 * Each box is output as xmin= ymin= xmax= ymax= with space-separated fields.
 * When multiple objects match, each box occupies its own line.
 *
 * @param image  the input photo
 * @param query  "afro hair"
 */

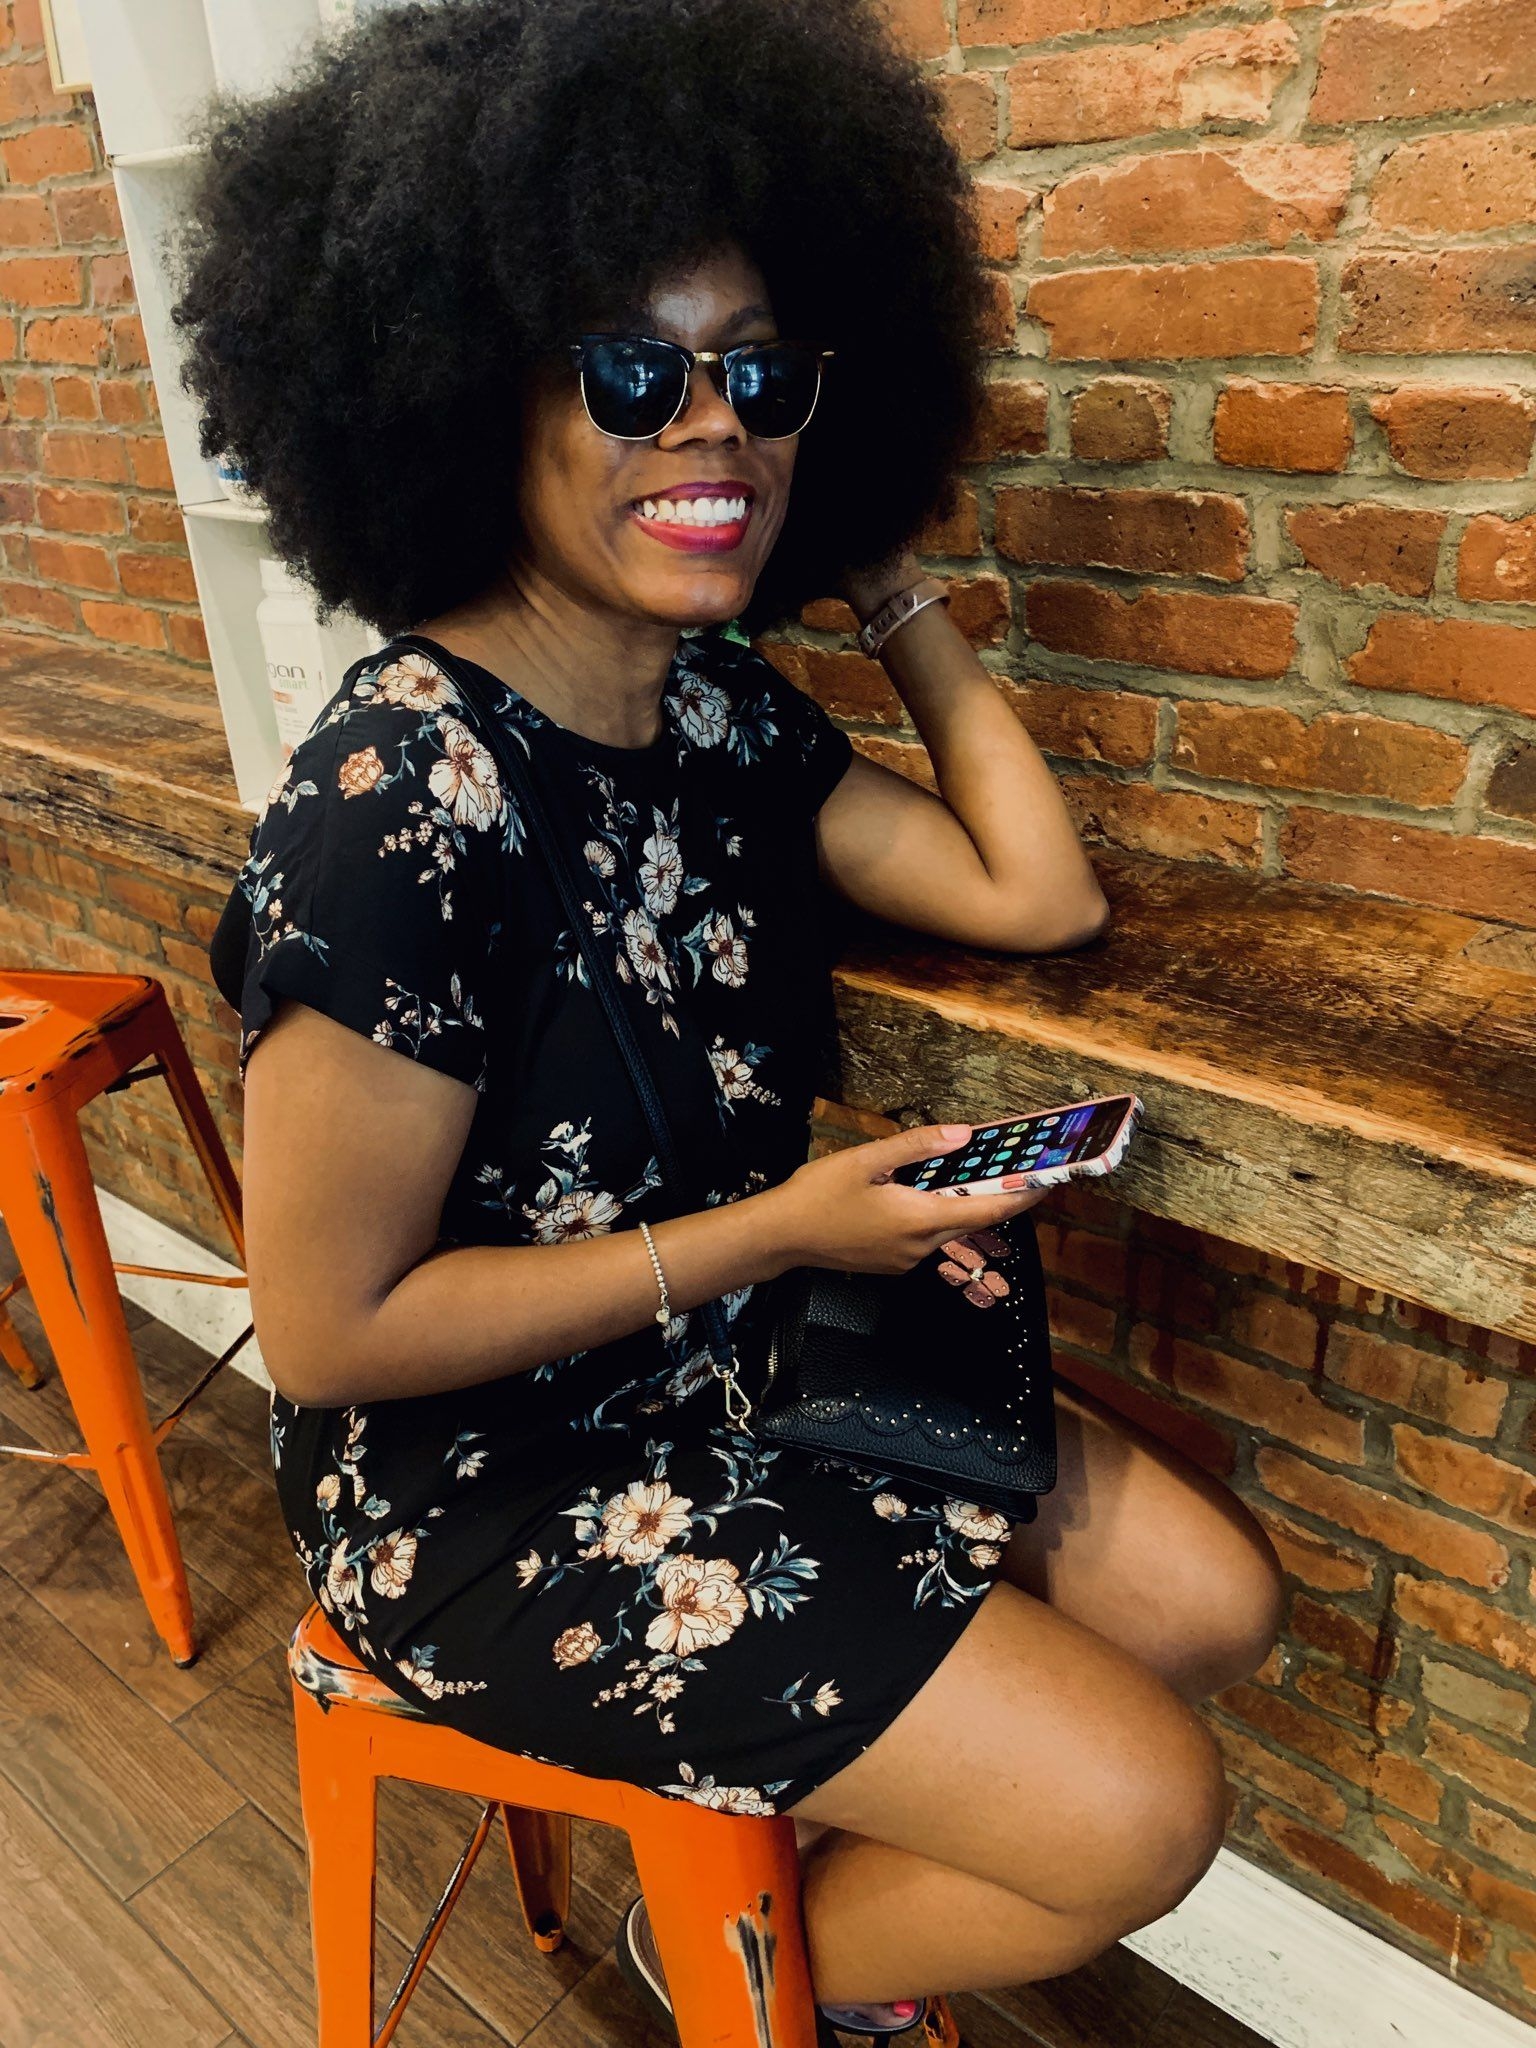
xmin=171 ymin=0 xmax=993 ymax=637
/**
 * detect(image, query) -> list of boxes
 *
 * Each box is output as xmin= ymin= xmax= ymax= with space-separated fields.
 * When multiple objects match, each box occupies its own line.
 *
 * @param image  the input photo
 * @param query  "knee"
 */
xmin=1179 ymin=1507 xmax=1286 ymax=1701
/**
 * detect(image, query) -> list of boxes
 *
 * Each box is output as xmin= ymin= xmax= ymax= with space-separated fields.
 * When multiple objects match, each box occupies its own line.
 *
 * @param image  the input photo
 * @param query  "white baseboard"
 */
xmin=96 ymin=1194 xmax=1534 ymax=2048
xmin=1128 ymin=1839 xmax=1532 ymax=2047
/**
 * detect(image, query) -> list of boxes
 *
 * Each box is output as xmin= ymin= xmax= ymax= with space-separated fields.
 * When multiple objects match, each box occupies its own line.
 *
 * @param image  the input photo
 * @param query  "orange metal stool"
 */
xmin=293 ymin=1603 xmax=927 ymax=2048
xmin=0 ymin=969 xmax=250 ymax=1666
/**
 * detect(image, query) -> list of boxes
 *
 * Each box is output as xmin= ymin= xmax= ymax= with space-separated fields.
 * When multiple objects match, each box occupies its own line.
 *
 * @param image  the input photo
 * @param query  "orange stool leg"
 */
xmin=501 ymin=1805 xmax=572 ymax=1953
xmin=294 ymin=1686 xmax=379 ymax=2048
xmin=144 ymin=991 xmax=246 ymax=1266
xmin=0 ymin=1099 xmax=196 ymax=1664
xmin=623 ymin=1792 xmax=820 ymax=2048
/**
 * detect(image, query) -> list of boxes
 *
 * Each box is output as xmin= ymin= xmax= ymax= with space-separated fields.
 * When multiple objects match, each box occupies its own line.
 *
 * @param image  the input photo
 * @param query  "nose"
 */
xmin=659 ymin=361 xmax=744 ymax=445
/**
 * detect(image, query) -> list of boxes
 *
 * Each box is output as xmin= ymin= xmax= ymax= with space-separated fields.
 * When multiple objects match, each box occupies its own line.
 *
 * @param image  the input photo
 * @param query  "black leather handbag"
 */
xmin=218 ymin=635 xmax=1057 ymax=1523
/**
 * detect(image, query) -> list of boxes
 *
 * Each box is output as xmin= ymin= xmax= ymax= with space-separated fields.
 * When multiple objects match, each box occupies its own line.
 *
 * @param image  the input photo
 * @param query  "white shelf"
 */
xmin=183 ymin=497 xmax=268 ymax=525
xmin=74 ymin=0 xmax=400 ymax=809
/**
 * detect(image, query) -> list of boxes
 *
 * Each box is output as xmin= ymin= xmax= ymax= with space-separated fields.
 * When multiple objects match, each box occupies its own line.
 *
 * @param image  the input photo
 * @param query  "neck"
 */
xmin=414 ymin=561 xmax=683 ymax=749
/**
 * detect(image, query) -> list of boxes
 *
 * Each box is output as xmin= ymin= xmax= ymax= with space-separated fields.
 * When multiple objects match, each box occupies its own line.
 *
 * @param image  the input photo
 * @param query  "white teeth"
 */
xmin=635 ymin=494 xmax=749 ymax=527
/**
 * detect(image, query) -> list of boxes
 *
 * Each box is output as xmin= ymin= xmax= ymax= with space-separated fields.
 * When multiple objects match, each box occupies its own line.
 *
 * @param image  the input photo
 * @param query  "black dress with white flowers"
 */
xmin=227 ymin=623 xmax=1015 ymax=1814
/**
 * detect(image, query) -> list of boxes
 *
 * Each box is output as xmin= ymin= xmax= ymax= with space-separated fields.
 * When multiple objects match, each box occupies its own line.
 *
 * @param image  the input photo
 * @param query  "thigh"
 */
xmin=787 ymin=1576 xmax=1226 ymax=1924
xmin=1003 ymin=1379 xmax=1283 ymax=1693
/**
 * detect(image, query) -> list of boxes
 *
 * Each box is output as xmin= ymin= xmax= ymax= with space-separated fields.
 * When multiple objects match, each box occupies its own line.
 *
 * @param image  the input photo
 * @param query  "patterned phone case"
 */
xmin=948 ymin=1093 xmax=1144 ymax=1196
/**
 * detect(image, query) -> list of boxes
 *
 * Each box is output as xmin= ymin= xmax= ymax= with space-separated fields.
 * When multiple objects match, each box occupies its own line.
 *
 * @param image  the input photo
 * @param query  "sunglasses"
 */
xmin=567 ymin=333 xmax=834 ymax=442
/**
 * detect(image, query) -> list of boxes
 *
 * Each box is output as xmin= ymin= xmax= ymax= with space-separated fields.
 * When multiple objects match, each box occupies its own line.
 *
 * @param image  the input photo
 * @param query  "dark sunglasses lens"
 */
xmin=728 ymin=344 xmax=821 ymax=437
xmin=582 ymin=340 xmax=687 ymax=437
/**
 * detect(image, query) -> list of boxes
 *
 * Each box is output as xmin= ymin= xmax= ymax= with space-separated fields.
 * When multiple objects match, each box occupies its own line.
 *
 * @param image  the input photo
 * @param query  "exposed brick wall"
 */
xmin=816 ymin=1096 xmax=1536 ymax=2022
xmin=772 ymin=0 xmax=1536 ymax=933
xmin=0 ymin=0 xmax=207 ymax=664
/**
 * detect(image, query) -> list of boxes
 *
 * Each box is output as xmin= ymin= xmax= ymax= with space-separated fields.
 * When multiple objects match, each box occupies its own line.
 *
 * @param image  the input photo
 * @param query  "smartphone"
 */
xmin=890 ymin=1094 xmax=1143 ymax=1197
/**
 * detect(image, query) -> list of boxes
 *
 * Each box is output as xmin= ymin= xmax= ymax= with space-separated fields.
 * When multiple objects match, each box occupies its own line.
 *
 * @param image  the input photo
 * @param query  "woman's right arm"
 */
xmin=244 ymin=997 xmax=1045 ymax=1408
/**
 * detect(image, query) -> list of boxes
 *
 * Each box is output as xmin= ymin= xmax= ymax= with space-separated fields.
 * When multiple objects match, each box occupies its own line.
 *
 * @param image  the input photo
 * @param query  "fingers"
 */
xmin=863 ymin=1122 xmax=972 ymax=1180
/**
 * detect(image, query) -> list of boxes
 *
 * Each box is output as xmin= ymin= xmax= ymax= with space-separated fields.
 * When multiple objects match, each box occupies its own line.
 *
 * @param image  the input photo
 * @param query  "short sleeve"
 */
xmin=695 ymin=628 xmax=852 ymax=816
xmin=231 ymin=647 xmax=509 ymax=1094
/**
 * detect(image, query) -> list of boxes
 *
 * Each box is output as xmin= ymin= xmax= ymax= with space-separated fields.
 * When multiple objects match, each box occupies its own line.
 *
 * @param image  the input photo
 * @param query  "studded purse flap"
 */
xmin=752 ymin=1222 xmax=1057 ymax=1519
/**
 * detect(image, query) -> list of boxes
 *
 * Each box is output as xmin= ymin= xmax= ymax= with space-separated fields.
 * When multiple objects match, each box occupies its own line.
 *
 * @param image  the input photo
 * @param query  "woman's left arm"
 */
xmin=814 ymin=551 xmax=1111 ymax=954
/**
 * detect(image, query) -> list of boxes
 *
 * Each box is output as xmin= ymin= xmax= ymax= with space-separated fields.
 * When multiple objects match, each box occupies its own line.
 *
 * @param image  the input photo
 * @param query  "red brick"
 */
xmin=1062 ymin=776 xmax=1264 ymax=866
xmin=1284 ymin=503 xmax=1445 ymax=598
xmin=1214 ymin=381 xmax=1352 ymax=472
xmin=111 ymin=315 xmax=148 ymax=370
xmin=971 ymin=182 xmax=1036 ymax=263
xmin=0 ymin=580 xmax=74 ymax=632
xmin=0 ymin=256 xmax=81 ymax=309
xmin=1043 ymin=144 xmax=1350 ymax=259
xmin=128 ymin=437 xmax=174 ymax=491
xmin=1393 ymin=1425 xmax=1536 ymax=1536
xmin=1282 ymin=809 xmax=1536 ymax=928
xmin=1312 ymin=0 xmax=1536 ymax=126
xmin=1468 ymin=1801 xmax=1536 ymax=1876
xmin=1348 ymin=613 xmax=1536 ymax=717
xmin=117 ymin=552 xmax=198 ymax=604
xmin=27 ymin=537 xmax=116 ymax=593
xmin=1002 ymin=677 xmax=1159 ymax=766
xmin=41 ymin=428 xmax=129 ymax=485
xmin=976 ymin=270 xmax=1017 ymax=352
xmin=0 ymin=425 xmax=38 ymax=472
xmin=996 ymin=485 xmax=1248 ymax=580
xmin=23 ymin=315 xmax=109 ymax=366
xmin=1226 ymin=1293 xmax=1322 ymax=1373
xmin=1425 ymin=1717 xmax=1536 ymax=1823
xmin=1370 ymin=1754 xmax=1443 ymax=1824
xmin=0 ymin=478 xmax=35 ymax=523
xmin=89 ymin=253 xmax=134 ymax=308
xmin=1253 ymin=1808 xmax=1488 ymax=1961
xmin=0 ymin=192 xmax=55 ymax=248
xmin=104 ymin=873 xmax=187 ymax=928
xmin=1422 ymin=1661 xmax=1530 ymax=1739
xmin=1376 ymin=1815 xmax=1536 ymax=1945
xmin=1488 ymin=741 xmax=1536 ymax=824
xmin=1069 ymin=380 xmax=1169 ymax=463
xmin=1340 ymin=249 xmax=1536 ymax=356
xmin=1369 ymin=386 xmax=1534 ymax=480
xmin=1212 ymin=1722 xmax=1348 ymax=1830
xmin=1372 ymin=124 xmax=1536 ymax=237
xmin=1223 ymin=1679 xmax=1379 ymax=1785
xmin=849 ymin=733 xmax=936 ymax=790
xmin=127 ymin=496 xmax=186 ymax=546
xmin=1046 ymin=1285 xmax=1119 ymax=1356
xmin=1027 ymin=579 xmax=1296 ymax=678
xmin=1030 ymin=256 xmax=1316 ymax=362
xmin=51 ymin=374 xmax=96 ymax=420
xmin=7 ymin=376 xmax=47 ymax=420
xmin=1160 ymin=1333 xmax=1365 ymax=1461
xmin=98 ymin=378 xmax=147 ymax=426
xmin=914 ymin=482 xmax=983 ymax=557
xmin=1459 ymin=515 xmax=1536 ymax=605
xmin=960 ymin=0 xmax=1219 ymax=39
xmin=35 ymin=483 xmax=123 ymax=535
xmin=166 ymin=612 xmax=210 ymax=664
xmin=51 ymin=180 xmax=122 ymax=245
xmin=1129 ymin=1250 xmax=1221 ymax=1333
xmin=1 ymin=124 xmax=93 ymax=185
xmin=1052 ymin=1352 xmax=1236 ymax=1474
xmin=1257 ymin=1510 xmax=1373 ymax=1594
xmin=1008 ymin=25 xmax=1298 ymax=148
xmin=80 ymin=599 xmax=167 ymax=652
xmin=765 ymin=643 xmax=902 ymax=725
xmin=1255 ymin=1447 xmax=1511 ymax=1589
xmin=1038 ymin=1221 xmax=1132 ymax=1298
xmin=935 ymin=72 xmax=997 ymax=163
xmin=1324 ymin=1326 xmax=1510 ymax=1436
xmin=958 ymin=383 xmax=1045 ymax=465
xmin=880 ymin=0 xmax=949 ymax=60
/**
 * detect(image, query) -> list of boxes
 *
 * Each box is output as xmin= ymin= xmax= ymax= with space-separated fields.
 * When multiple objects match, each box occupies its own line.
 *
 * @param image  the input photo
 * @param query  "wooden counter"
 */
xmin=4 ymin=629 xmax=1534 ymax=1339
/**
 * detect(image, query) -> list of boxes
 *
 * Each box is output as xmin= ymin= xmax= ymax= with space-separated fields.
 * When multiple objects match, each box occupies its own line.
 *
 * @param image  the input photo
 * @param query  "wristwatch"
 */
xmin=853 ymin=575 xmax=950 ymax=660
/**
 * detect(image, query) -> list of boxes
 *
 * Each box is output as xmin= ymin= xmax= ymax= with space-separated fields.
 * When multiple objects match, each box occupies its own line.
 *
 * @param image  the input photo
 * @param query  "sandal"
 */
xmin=616 ymin=1894 xmax=949 ymax=2040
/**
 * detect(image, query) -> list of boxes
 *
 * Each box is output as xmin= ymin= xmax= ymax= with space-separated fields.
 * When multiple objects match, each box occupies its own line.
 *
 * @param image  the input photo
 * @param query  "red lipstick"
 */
xmin=629 ymin=479 xmax=756 ymax=554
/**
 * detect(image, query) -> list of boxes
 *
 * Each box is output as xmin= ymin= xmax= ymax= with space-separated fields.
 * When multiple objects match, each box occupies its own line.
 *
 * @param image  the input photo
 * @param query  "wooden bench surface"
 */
xmin=834 ymin=854 xmax=1536 ymax=1343
xmin=3 ymin=629 xmax=1533 ymax=1338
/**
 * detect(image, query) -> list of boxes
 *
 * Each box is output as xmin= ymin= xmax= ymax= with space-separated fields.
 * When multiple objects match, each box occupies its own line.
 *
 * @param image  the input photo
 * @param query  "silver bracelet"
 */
xmin=854 ymin=575 xmax=950 ymax=659
xmin=638 ymin=1220 xmax=671 ymax=1327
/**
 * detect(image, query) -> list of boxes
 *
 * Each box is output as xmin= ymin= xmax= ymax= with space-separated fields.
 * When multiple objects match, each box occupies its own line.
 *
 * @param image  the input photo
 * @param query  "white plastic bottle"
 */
xmin=256 ymin=556 xmax=332 ymax=762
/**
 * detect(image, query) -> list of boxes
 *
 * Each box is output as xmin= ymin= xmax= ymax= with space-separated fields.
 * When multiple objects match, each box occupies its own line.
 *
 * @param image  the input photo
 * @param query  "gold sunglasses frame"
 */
xmin=567 ymin=333 xmax=835 ymax=442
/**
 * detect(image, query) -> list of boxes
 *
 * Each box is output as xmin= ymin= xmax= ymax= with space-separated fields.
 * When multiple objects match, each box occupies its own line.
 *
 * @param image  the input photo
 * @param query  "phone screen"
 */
xmin=895 ymin=1097 xmax=1136 ymax=1191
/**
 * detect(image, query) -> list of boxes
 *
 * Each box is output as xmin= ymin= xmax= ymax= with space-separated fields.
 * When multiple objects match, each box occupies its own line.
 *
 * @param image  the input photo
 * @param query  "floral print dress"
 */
xmin=221 ymin=623 xmax=1017 ymax=1815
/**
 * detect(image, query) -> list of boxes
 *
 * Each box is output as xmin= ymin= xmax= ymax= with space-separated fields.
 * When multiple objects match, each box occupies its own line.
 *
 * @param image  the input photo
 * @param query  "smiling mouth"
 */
xmin=629 ymin=490 xmax=755 ymax=553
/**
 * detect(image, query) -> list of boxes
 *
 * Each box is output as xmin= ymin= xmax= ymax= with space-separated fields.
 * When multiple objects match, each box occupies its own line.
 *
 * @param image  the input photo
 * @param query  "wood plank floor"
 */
xmin=0 ymin=1230 xmax=1267 ymax=2048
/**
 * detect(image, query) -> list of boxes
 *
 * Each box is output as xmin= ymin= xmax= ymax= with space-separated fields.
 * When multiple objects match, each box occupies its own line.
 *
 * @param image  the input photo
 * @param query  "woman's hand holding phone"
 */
xmin=759 ymin=1124 xmax=1048 ymax=1277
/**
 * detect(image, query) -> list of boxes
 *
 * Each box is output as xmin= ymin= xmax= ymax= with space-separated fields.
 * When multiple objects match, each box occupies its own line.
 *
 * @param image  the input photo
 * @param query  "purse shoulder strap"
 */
xmin=393 ymin=632 xmax=738 ymax=1369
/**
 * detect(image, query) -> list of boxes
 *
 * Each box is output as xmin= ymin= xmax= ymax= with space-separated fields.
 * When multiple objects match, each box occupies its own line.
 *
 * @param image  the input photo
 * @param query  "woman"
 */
xmin=188 ymin=0 xmax=1282 ymax=2024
